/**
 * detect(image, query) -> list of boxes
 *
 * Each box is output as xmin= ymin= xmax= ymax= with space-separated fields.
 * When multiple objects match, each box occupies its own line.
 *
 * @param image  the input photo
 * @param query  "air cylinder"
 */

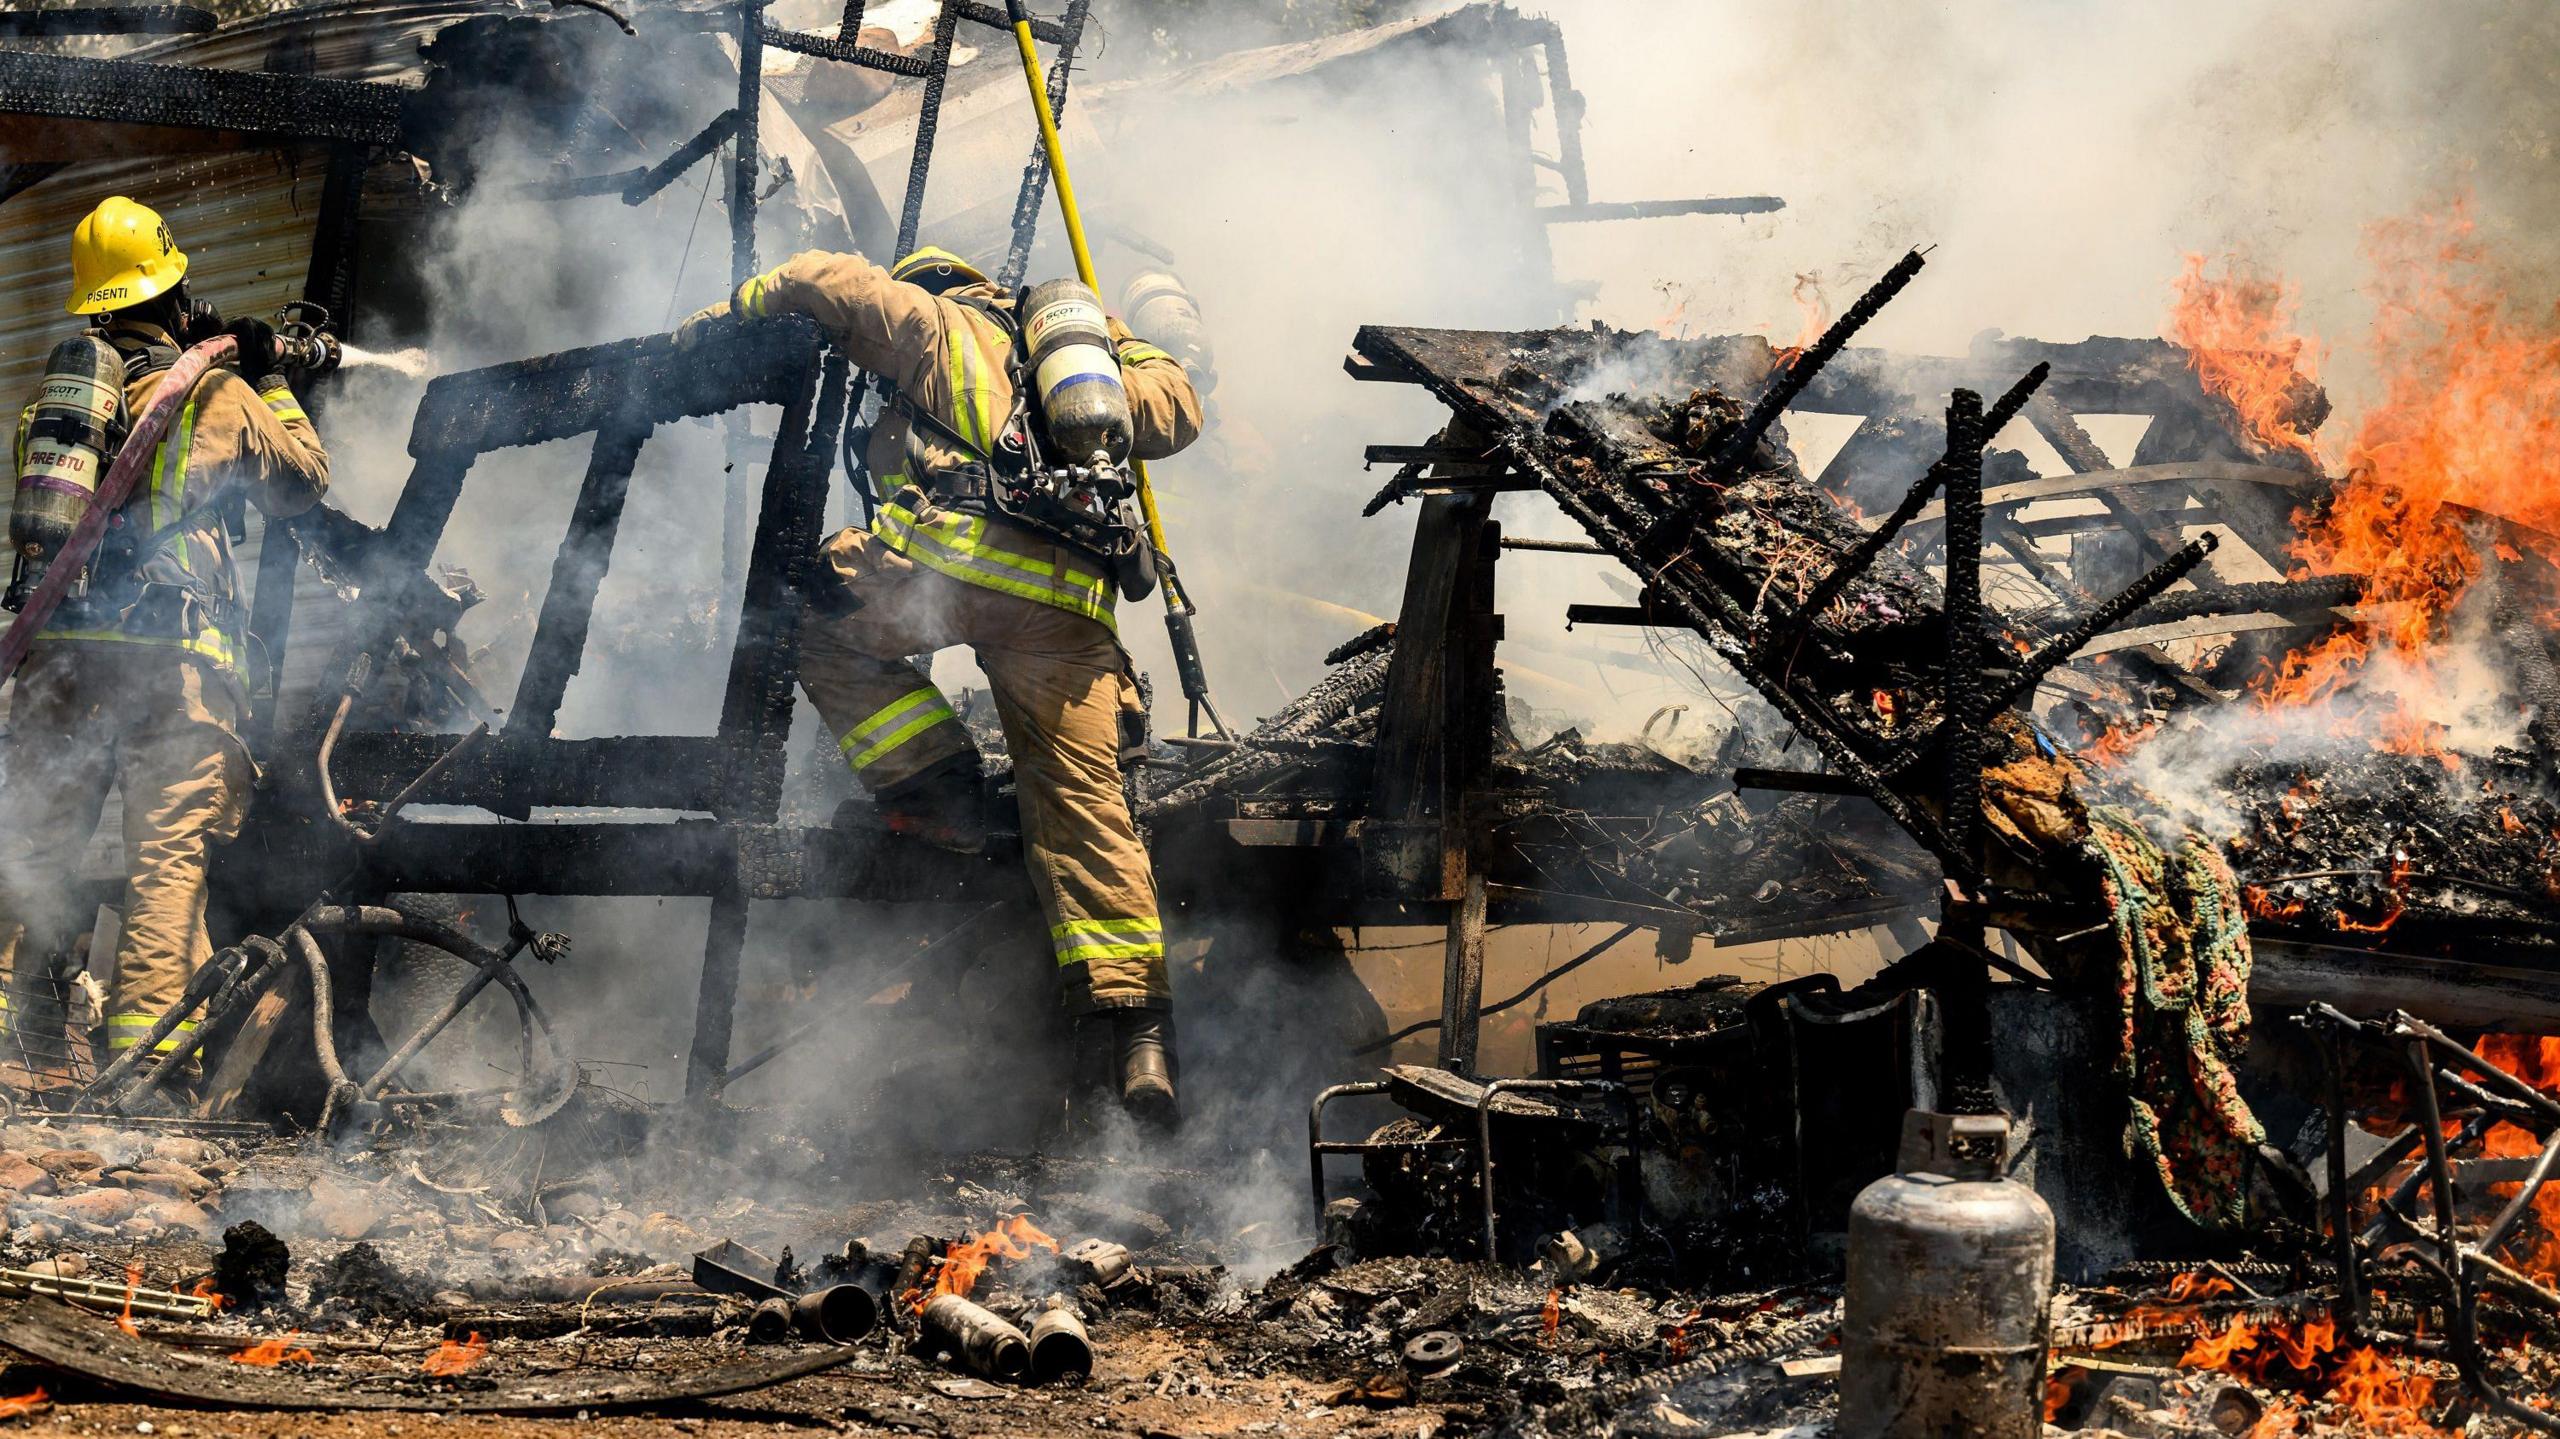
xmin=1119 ymin=271 xmax=1215 ymax=394
xmin=1020 ymin=278 xmax=1132 ymax=464
xmin=9 ymin=334 xmax=124 ymax=609
xmin=1838 ymin=1110 xmax=2054 ymax=1439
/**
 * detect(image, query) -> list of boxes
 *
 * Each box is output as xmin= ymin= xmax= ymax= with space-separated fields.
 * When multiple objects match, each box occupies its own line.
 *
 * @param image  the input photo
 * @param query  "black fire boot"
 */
xmin=866 ymin=754 xmax=987 ymax=854
xmin=1113 ymin=1008 xmax=1179 ymax=1130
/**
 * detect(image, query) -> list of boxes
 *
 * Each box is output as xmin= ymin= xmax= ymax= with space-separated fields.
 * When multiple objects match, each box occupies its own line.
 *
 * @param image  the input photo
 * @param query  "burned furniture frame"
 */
xmin=231 ymin=316 xmax=1012 ymax=1101
xmin=2300 ymin=1003 xmax=2560 ymax=1435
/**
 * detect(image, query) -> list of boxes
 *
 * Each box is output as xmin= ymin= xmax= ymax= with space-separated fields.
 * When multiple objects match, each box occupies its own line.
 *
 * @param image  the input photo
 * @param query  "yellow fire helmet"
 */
xmin=889 ymin=245 xmax=990 ymax=295
xmin=65 ymin=196 xmax=187 ymax=316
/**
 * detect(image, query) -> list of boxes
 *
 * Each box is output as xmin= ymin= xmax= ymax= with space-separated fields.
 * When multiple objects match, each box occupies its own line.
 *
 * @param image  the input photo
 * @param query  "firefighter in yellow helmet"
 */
xmin=0 ymin=196 xmax=330 ymax=1090
xmin=678 ymin=244 xmax=1202 ymax=1127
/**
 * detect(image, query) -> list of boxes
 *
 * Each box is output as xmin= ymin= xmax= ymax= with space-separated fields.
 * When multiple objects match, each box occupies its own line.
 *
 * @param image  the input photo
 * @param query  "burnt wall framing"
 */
xmin=242 ymin=316 xmax=852 ymax=1100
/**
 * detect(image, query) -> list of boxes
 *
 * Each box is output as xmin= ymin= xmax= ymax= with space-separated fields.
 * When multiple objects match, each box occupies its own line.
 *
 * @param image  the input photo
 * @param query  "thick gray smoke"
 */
xmin=254 ymin=0 xmax=2560 ymax=1236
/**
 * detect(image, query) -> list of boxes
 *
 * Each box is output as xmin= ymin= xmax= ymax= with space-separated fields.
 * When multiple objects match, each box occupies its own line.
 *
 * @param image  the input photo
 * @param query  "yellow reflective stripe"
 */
xmin=260 ymin=387 xmax=308 ymax=425
xmin=1050 ymin=918 xmax=1162 ymax=937
xmin=1050 ymin=918 xmax=1165 ymax=965
xmin=1115 ymin=341 xmax=1172 ymax=367
xmin=155 ymin=396 xmax=199 ymax=567
xmin=104 ymin=1014 xmax=199 ymax=1054
xmin=736 ymin=270 xmax=779 ymax=319
xmin=873 ymin=502 xmax=1116 ymax=629
xmin=13 ymin=403 xmax=30 ymax=476
xmin=39 ymin=627 xmax=239 ymax=670
xmin=838 ymin=687 xmax=958 ymax=772
xmin=943 ymin=327 xmax=982 ymax=455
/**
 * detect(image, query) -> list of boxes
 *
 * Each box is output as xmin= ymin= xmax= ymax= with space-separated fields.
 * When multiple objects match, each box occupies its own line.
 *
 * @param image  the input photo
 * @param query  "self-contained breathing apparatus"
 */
xmin=6 ymin=297 xmax=340 ymax=616
xmin=887 ymin=278 xmax=1160 ymax=603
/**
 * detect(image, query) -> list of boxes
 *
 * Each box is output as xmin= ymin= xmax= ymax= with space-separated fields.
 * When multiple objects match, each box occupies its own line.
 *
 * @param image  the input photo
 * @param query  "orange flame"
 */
xmin=0 ymin=1389 xmax=46 ymax=1419
xmin=2176 ymin=205 xmax=2560 ymax=749
xmin=2473 ymin=1032 xmax=2560 ymax=1280
xmin=1541 ymin=1287 xmax=1561 ymax=1346
xmin=1772 ymin=273 xmax=1828 ymax=369
xmin=116 ymin=1265 xmax=141 ymax=1338
xmin=229 ymin=1332 xmax=314 ymax=1367
xmin=2168 ymin=254 xmax=2325 ymax=464
xmin=187 ymin=1278 xmax=229 ymax=1311
xmin=2178 ymin=1315 xmax=2443 ymax=1433
xmin=907 ymin=1214 xmax=1061 ymax=1313
xmin=422 ymin=1332 xmax=488 ymax=1376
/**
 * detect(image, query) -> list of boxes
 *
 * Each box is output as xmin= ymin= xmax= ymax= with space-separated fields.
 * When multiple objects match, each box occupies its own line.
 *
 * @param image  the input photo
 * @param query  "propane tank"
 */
xmin=1119 ymin=270 xmax=1216 ymax=394
xmin=8 ymin=334 xmax=126 ymax=612
xmin=1020 ymin=278 xmax=1132 ymax=464
xmin=1838 ymin=1110 xmax=2054 ymax=1439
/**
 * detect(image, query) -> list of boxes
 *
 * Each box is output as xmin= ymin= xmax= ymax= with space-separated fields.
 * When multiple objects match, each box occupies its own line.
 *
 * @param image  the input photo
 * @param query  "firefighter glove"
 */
xmin=223 ymin=316 xmax=277 ymax=372
xmin=673 ymin=301 xmax=730 ymax=348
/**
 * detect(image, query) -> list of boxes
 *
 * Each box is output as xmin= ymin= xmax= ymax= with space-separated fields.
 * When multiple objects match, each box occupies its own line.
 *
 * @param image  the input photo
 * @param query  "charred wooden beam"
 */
xmin=507 ymin=420 xmax=654 ymax=742
xmin=0 ymin=51 xmax=405 ymax=154
xmin=1754 ymin=364 xmax=2049 ymax=665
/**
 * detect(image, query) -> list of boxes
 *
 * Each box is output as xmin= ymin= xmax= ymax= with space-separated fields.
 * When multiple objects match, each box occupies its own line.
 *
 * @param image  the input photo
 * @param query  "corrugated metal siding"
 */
xmin=0 ymin=148 xmax=336 ymax=404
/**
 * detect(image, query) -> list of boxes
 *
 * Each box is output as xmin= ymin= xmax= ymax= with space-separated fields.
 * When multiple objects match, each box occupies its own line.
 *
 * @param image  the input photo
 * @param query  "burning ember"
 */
xmin=230 ymin=1333 xmax=315 ymax=1367
xmin=421 ymin=1332 xmax=489 ymax=1376
xmin=115 ymin=1265 xmax=141 ymax=1338
xmin=907 ymin=1213 xmax=1059 ymax=1313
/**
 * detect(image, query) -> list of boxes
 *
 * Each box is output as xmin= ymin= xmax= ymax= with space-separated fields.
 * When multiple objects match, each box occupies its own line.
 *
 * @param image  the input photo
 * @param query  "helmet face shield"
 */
xmin=66 ymin=196 xmax=188 ymax=316
xmin=890 ymin=245 xmax=990 ymax=295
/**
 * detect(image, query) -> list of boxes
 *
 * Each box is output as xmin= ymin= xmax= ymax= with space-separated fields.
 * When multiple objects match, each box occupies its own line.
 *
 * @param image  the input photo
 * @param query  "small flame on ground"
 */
xmin=2177 ymin=1314 xmax=2444 ymax=1434
xmin=1665 ymin=1306 xmax=1698 ymax=1361
xmin=116 ymin=1264 xmax=141 ymax=1338
xmin=230 ymin=1332 xmax=314 ymax=1367
xmin=907 ymin=1213 xmax=1061 ymax=1313
xmin=422 ymin=1332 xmax=488 ymax=1376
xmin=0 ymin=1389 xmax=46 ymax=1419
xmin=1541 ymin=1288 xmax=1562 ymax=1346
xmin=187 ymin=1278 xmax=229 ymax=1311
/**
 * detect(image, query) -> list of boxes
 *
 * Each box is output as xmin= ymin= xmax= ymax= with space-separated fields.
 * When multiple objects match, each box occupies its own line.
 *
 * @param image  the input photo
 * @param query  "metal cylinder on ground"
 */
xmin=747 ymin=1296 xmax=796 ymax=1344
xmin=1020 ymin=278 xmax=1131 ymax=463
xmin=1118 ymin=271 xmax=1214 ymax=394
xmin=794 ymin=1283 xmax=877 ymax=1344
xmin=9 ymin=335 xmax=124 ymax=611
xmin=1027 ymin=1305 xmax=1092 ymax=1383
xmin=1838 ymin=1110 xmax=2054 ymax=1439
xmin=922 ymin=1294 xmax=1029 ymax=1381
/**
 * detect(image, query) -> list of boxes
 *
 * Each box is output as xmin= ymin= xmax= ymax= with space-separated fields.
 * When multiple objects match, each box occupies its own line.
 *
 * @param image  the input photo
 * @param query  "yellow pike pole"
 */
xmin=1003 ymin=0 xmax=1229 ymax=740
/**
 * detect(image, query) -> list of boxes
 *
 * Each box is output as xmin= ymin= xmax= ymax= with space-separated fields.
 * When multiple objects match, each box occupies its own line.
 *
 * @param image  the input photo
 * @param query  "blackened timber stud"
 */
xmin=1871 ymin=531 xmax=2220 ymax=782
xmin=1754 ymin=363 xmax=2050 ymax=667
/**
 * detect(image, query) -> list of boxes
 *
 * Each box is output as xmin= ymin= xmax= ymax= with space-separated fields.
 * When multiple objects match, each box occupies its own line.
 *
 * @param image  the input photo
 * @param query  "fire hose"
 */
xmin=0 ymin=334 xmax=235 ymax=685
xmin=1000 ymin=0 xmax=1229 ymax=740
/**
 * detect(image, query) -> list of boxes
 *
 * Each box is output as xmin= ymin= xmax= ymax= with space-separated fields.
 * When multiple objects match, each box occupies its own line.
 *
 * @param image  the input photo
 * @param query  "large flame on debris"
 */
xmin=230 ymin=1332 xmax=315 ymax=1367
xmin=2176 ymin=1315 xmax=2443 ymax=1434
xmin=422 ymin=1331 xmax=488 ymax=1376
xmin=2173 ymin=205 xmax=2560 ymax=748
xmin=906 ymin=1213 xmax=1060 ymax=1313
xmin=2168 ymin=254 xmax=2325 ymax=465
xmin=2473 ymin=1033 xmax=2560 ymax=1280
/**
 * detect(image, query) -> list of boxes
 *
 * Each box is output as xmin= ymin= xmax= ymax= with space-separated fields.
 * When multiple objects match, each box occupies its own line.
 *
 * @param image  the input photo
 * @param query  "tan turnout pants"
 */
xmin=798 ymin=525 xmax=1166 ymax=1013
xmin=0 ymin=645 xmax=251 ymax=1062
